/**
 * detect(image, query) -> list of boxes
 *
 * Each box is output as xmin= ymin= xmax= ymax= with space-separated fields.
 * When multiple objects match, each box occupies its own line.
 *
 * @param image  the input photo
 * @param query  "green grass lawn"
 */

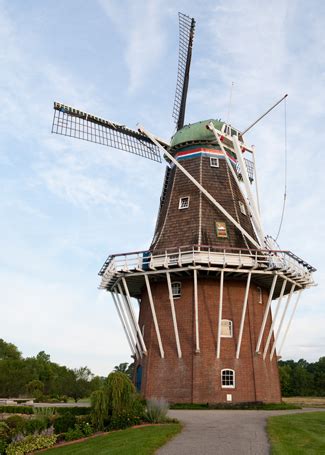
xmin=267 ymin=412 xmax=325 ymax=454
xmin=43 ymin=424 xmax=181 ymax=455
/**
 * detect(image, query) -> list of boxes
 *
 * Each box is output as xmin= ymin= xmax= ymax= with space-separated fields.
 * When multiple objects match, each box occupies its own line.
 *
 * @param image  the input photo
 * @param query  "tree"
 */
xmin=26 ymin=379 xmax=44 ymax=399
xmin=114 ymin=362 xmax=134 ymax=380
xmin=0 ymin=339 xmax=21 ymax=360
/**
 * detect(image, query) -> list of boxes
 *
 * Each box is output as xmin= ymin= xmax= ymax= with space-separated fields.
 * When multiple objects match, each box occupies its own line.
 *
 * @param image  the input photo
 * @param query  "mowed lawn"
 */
xmin=43 ymin=424 xmax=181 ymax=455
xmin=267 ymin=412 xmax=325 ymax=454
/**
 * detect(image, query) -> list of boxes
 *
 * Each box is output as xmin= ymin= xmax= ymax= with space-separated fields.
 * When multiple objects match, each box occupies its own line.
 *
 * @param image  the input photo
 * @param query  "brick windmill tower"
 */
xmin=52 ymin=13 xmax=315 ymax=403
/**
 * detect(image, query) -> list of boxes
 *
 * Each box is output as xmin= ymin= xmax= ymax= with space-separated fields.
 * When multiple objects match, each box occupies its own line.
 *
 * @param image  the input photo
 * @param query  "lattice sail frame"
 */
xmin=52 ymin=102 xmax=162 ymax=163
xmin=172 ymin=13 xmax=196 ymax=130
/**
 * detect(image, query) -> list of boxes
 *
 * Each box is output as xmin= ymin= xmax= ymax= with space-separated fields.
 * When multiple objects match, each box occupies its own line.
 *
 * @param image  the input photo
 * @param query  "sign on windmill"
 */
xmin=51 ymin=12 xmax=316 ymax=404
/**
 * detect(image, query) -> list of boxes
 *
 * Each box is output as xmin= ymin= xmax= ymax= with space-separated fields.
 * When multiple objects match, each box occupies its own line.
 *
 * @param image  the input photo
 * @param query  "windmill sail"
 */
xmin=52 ymin=102 xmax=162 ymax=163
xmin=172 ymin=13 xmax=196 ymax=131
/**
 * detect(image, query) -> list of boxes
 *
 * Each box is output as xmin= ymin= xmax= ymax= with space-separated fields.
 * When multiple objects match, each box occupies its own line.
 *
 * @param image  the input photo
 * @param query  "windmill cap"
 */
xmin=170 ymin=119 xmax=225 ymax=149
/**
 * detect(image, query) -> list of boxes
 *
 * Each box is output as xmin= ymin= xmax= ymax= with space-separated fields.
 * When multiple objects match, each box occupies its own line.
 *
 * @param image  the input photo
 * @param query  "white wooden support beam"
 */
xmin=232 ymin=135 xmax=265 ymax=245
xmin=139 ymin=126 xmax=261 ymax=249
xmin=255 ymin=274 xmax=278 ymax=353
xmin=111 ymin=290 xmax=137 ymax=359
xmin=117 ymin=282 xmax=142 ymax=358
xmin=166 ymin=272 xmax=182 ymax=358
xmin=114 ymin=288 xmax=142 ymax=360
xmin=208 ymin=122 xmax=263 ymax=247
xmin=144 ymin=275 xmax=164 ymax=359
xmin=251 ymin=146 xmax=261 ymax=216
xmin=262 ymin=278 xmax=287 ymax=360
xmin=193 ymin=269 xmax=200 ymax=353
xmin=216 ymin=270 xmax=224 ymax=358
xmin=121 ymin=277 xmax=148 ymax=355
xmin=236 ymin=272 xmax=252 ymax=359
xmin=277 ymin=289 xmax=302 ymax=357
xmin=270 ymin=284 xmax=295 ymax=360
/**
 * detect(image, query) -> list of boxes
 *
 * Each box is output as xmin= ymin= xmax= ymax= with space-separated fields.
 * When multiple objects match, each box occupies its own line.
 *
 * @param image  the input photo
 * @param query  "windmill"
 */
xmin=52 ymin=12 xmax=315 ymax=403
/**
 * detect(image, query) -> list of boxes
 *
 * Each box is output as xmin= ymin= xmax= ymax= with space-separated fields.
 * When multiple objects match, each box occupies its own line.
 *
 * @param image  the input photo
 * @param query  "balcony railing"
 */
xmin=99 ymin=244 xmax=315 ymax=289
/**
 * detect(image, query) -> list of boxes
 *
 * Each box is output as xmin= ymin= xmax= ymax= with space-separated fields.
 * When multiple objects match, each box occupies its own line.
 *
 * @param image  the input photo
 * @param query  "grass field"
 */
xmin=282 ymin=397 xmax=325 ymax=408
xmin=43 ymin=424 xmax=181 ymax=455
xmin=267 ymin=412 xmax=325 ymax=454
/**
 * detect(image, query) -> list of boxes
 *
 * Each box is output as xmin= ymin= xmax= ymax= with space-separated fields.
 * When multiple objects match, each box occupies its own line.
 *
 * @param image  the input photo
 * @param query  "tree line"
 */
xmin=0 ymin=339 xmax=106 ymax=401
xmin=278 ymin=357 xmax=325 ymax=396
xmin=1 ymin=339 xmax=324 ymax=399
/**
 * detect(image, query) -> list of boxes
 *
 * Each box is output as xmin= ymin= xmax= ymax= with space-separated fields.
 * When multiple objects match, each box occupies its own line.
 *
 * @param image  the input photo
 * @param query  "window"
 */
xmin=257 ymin=287 xmax=263 ymax=304
xmin=221 ymin=319 xmax=233 ymax=338
xmin=221 ymin=369 xmax=235 ymax=388
xmin=216 ymin=221 xmax=228 ymax=238
xmin=171 ymin=282 xmax=181 ymax=299
xmin=210 ymin=157 xmax=219 ymax=168
xmin=239 ymin=201 xmax=246 ymax=215
xmin=179 ymin=197 xmax=190 ymax=209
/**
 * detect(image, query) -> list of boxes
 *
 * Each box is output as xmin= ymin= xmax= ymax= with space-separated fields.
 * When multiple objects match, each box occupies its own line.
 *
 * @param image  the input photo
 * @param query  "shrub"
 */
xmin=145 ymin=398 xmax=169 ymax=423
xmin=0 ymin=421 xmax=10 ymax=439
xmin=64 ymin=422 xmax=93 ymax=441
xmin=91 ymin=388 xmax=109 ymax=431
xmin=24 ymin=416 xmax=49 ymax=435
xmin=53 ymin=413 xmax=76 ymax=434
xmin=0 ymin=406 xmax=33 ymax=415
xmin=5 ymin=415 xmax=26 ymax=434
xmin=64 ymin=426 xmax=84 ymax=442
xmin=33 ymin=407 xmax=56 ymax=418
xmin=0 ymin=422 xmax=10 ymax=454
xmin=6 ymin=434 xmax=57 ymax=454
xmin=55 ymin=407 xmax=90 ymax=416
xmin=108 ymin=410 xmax=142 ymax=430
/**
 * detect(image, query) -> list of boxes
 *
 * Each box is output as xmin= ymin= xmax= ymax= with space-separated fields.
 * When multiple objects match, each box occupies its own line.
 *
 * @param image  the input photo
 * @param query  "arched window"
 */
xmin=171 ymin=281 xmax=181 ymax=299
xmin=221 ymin=369 xmax=235 ymax=388
xmin=221 ymin=319 xmax=233 ymax=338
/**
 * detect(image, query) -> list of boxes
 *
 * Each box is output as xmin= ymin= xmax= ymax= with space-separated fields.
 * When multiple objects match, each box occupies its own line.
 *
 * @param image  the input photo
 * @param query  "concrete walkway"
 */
xmin=157 ymin=408 xmax=324 ymax=455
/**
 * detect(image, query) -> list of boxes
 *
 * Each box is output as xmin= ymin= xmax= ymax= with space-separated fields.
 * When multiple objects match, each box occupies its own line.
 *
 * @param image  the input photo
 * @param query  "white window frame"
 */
xmin=179 ymin=196 xmax=190 ymax=210
xmin=239 ymin=201 xmax=246 ymax=215
xmin=210 ymin=157 xmax=219 ymax=168
xmin=221 ymin=369 xmax=235 ymax=389
xmin=171 ymin=281 xmax=181 ymax=299
xmin=221 ymin=319 xmax=233 ymax=338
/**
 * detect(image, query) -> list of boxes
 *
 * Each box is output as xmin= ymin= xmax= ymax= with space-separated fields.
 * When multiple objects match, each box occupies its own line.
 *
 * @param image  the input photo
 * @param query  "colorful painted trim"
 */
xmin=175 ymin=146 xmax=237 ymax=164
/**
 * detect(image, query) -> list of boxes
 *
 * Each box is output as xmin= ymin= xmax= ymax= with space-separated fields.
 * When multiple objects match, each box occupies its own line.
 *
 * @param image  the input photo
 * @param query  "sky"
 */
xmin=0 ymin=0 xmax=324 ymax=376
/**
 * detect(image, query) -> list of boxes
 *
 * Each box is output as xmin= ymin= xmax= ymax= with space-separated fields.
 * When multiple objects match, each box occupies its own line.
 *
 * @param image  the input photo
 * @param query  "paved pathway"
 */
xmin=157 ymin=408 xmax=323 ymax=455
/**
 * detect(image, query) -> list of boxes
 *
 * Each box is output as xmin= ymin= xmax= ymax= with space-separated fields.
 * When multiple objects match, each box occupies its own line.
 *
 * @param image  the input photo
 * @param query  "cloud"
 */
xmin=98 ymin=0 xmax=167 ymax=93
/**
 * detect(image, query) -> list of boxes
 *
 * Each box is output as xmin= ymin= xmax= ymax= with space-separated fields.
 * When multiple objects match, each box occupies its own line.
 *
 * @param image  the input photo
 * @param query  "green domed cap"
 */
xmin=170 ymin=119 xmax=224 ymax=149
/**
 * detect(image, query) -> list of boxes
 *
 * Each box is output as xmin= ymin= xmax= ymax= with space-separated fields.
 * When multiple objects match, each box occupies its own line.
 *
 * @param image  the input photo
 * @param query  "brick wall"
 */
xmin=135 ymin=274 xmax=281 ymax=403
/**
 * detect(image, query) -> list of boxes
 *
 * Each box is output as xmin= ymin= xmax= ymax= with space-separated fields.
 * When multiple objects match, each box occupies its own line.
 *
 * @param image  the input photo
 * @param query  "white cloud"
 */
xmin=98 ymin=0 xmax=167 ymax=93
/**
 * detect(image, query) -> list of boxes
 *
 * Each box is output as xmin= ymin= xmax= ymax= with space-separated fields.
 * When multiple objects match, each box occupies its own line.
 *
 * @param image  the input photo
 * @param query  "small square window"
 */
xmin=171 ymin=282 xmax=181 ymax=299
xmin=221 ymin=369 xmax=235 ymax=388
xmin=216 ymin=221 xmax=228 ymax=238
xmin=179 ymin=197 xmax=190 ymax=209
xmin=239 ymin=201 xmax=246 ymax=215
xmin=210 ymin=157 xmax=219 ymax=168
xmin=221 ymin=319 xmax=233 ymax=338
